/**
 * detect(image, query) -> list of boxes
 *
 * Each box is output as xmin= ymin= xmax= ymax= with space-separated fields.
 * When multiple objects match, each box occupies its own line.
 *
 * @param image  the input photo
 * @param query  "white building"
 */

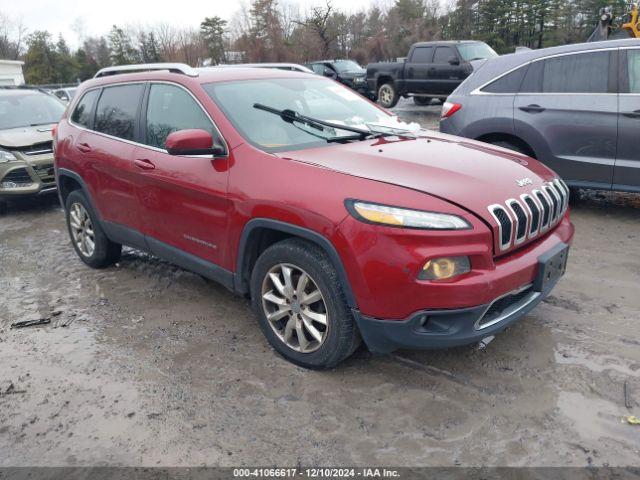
xmin=0 ymin=60 xmax=25 ymax=86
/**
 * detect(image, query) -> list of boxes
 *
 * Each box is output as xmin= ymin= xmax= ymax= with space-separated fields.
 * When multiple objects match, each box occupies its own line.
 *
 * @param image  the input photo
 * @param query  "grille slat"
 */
xmin=16 ymin=141 xmax=54 ymax=156
xmin=489 ymin=179 xmax=566 ymax=254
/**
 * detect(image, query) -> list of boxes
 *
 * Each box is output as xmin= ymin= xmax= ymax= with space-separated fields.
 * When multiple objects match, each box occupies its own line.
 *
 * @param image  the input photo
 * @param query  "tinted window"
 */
xmin=71 ymin=89 xmax=100 ymax=128
xmin=410 ymin=47 xmax=433 ymax=63
xmin=541 ymin=51 xmax=610 ymax=93
xmin=145 ymin=83 xmax=217 ymax=150
xmin=628 ymin=49 xmax=640 ymax=93
xmin=520 ymin=60 xmax=543 ymax=93
xmin=433 ymin=47 xmax=454 ymax=64
xmin=482 ymin=64 xmax=528 ymax=94
xmin=95 ymin=84 xmax=144 ymax=140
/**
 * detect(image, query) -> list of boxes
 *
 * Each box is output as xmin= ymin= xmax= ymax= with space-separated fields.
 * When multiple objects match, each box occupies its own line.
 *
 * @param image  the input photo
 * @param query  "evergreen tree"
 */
xmin=200 ymin=16 xmax=227 ymax=65
xmin=23 ymin=31 xmax=58 ymax=84
xmin=108 ymin=25 xmax=139 ymax=65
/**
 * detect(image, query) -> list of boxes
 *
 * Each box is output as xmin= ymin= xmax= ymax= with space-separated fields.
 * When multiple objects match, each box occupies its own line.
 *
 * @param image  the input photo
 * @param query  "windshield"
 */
xmin=0 ymin=92 xmax=65 ymax=130
xmin=458 ymin=43 xmax=498 ymax=62
xmin=204 ymin=77 xmax=419 ymax=152
xmin=332 ymin=60 xmax=363 ymax=73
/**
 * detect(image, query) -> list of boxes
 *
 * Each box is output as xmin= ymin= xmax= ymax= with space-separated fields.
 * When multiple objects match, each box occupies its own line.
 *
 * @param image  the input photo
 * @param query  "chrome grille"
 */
xmin=488 ymin=180 xmax=568 ymax=253
xmin=16 ymin=141 xmax=54 ymax=156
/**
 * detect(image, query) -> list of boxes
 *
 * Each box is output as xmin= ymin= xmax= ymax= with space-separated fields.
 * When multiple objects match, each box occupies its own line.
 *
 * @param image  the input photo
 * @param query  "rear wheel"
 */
xmin=65 ymin=190 xmax=121 ymax=268
xmin=413 ymin=96 xmax=432 ymax=106
xmin=377 ymin=82 xmax=399 ymax=108
xmin=250 ymin=238 xmax=360 ymax=369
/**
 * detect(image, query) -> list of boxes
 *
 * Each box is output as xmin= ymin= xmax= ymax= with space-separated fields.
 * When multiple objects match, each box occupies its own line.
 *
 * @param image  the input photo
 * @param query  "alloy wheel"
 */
xmin=69 ymin=202 xmax=95 ymax=257
xmin=379 ymin=85 xmax=392 ymax=105
xmin=261 ymin=263 xmax=329 ymax=353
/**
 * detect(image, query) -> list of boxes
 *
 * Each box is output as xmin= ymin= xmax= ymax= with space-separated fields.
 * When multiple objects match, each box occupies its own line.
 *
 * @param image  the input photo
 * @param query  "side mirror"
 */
xmin=448 ymin=57 xmax=461 ymax=66
xmin=165 ymin=129 xmax=225 ymax=156
xmin=323 ymin=68 xmax=337 ymax=79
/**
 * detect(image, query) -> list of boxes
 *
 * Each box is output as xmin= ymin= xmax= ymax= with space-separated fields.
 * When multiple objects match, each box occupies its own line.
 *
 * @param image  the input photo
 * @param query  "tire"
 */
xmin=487 ymin=140 xmax=530 ymax=156
xmin=65 ymin=190 xmax=121 ymax=268
xmin=250 ymin=238 xmax=361 ymax=369
xmin=377 ymin=82 xmax=399 ymax=108
xmin=413 ymin=96 xmax=432 ymax=106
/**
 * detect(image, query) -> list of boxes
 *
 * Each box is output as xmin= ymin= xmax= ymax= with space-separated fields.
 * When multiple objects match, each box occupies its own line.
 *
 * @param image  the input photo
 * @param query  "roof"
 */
xmin=0 ymin=60 xmax=24 ymax=66
xmin=411 ymin=40 xmax=482 ymax=47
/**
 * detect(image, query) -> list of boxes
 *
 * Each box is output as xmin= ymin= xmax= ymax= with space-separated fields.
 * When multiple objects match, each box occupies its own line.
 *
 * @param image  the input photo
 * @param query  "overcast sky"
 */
xmin=4 ymin=0 xmax=382 ymax=48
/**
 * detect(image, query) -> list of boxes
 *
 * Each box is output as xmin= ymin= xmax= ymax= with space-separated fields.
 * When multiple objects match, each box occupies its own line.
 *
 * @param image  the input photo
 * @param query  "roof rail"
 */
xmin=94 ymin=63 xmax=199 ymax=79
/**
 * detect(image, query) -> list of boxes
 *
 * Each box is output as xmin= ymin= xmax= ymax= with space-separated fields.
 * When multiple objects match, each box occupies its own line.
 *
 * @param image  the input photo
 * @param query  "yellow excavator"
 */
xmin=588 ymin=2 xmax=640 ymax=41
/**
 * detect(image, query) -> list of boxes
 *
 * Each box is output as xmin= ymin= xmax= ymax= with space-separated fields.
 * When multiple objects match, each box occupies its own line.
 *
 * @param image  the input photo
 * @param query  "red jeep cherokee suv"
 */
xmin=54 ymin=63 xmax=574 ymax=368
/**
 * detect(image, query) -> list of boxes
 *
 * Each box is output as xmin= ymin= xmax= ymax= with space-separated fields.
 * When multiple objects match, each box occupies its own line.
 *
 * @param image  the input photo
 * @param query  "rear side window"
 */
xmin=145 ymin=83 xmax=218 ymax=150
xmin=94 ymin=84 xmax=144 ymax=141
xmin=627 ymin=49 xmax=640 ymax=93
xmin=481 ymin=64 xmax=529 ymax=94
xmin=410 ymin=47 xmax=433 ymax=63
xmin=71 ymin=89 xmax=100 ymax=128
xmin=433 ymin=46 xmax=455 ymax=64
xmin=541 ymin=51 xmax=611 ymax=93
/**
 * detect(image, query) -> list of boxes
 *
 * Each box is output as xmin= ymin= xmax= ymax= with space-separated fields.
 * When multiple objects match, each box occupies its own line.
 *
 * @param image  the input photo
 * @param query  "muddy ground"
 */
xmin=1 ymin=100 xmax=639 ymax=467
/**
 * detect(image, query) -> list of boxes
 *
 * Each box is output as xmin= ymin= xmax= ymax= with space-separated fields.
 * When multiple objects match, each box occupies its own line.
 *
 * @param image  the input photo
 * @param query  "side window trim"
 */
xmin=139 ymin=81 xmax=228 ymax=157
xmin=473 ymin=47 xmax=620 ymax=96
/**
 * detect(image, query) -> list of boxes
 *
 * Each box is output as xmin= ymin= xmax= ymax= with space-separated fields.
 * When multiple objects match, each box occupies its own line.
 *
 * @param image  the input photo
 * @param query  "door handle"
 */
xmin=76 ymin=142 xmax=92 ymax=153
xmin=519 ymin=104 xmax=546 ymax=113
xmin=134 ymin=158 xmax=155 ymax=170
xmin=623 ymin=110 xmax=640 ymax=118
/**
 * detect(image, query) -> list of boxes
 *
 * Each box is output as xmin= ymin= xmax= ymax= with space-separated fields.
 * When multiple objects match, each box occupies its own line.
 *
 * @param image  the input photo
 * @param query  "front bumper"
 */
xmin=0 ymin=154 xmax=57 ymax=198
xmin=353 ymin=241 xmax=569 ymax=353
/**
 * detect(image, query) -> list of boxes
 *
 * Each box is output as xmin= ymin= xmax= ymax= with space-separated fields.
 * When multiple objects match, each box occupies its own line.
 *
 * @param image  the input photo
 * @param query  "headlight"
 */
xmin=355 ymin=77 xmax=365 ymax=84
xmin=419 ymin=256 xmax=471 ymax=280
xmin=0 ymin=148 xmax=17 ymax=163
xmin=347 ymin=200 xmax=471 ymax=230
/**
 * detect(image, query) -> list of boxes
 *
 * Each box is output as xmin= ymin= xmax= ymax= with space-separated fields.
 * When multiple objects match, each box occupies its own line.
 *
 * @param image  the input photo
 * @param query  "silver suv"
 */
xmin=440 ymin=38 xmax=640 ymax=193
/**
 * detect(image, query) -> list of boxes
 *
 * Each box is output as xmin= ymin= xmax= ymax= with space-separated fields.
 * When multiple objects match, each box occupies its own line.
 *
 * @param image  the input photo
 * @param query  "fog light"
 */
xmin=419 ymin=256 xmax=470 ymax=281
xmin=1 ymin=181 xmax=33 ymax=189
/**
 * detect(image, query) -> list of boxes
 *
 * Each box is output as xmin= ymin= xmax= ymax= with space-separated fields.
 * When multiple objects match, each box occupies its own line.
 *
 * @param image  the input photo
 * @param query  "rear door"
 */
xmin=133 ymin=82 xmax=231 ymax=266
xmin=79 ymin=83 xmax=146 ymax=232
xmin=404 ymin=46 xmax=433 ymax=93
xmin=615 ymin=47 xmax=640 ymax=189
xmin=514 ymin=49 xmax=618 ymax=188
xmin=429 ymin=46 xmax=465 ymax=95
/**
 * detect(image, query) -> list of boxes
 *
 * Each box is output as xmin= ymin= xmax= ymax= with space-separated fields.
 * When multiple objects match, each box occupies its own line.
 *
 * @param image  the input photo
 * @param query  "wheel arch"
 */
xmin=475 ymin=133 xmax=537 ymax=159
xmin=376 ymin=74 xmax=394 ymax=90
xmin=56 ymin=168 xmax=101 ymax=218
xmin=234 ymin=219 xmax=357 ymax=309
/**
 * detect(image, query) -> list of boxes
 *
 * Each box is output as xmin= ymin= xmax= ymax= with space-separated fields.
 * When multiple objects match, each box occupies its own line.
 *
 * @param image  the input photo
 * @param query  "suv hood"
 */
xmin=276 ymin=131 xmax=557 ymax=226
xmin=0 ymin=124 xmax=56 ymax=149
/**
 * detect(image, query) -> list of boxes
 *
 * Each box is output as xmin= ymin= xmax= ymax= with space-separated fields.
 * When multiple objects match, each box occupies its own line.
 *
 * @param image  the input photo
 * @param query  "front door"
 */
xmin=615 ymin=47 xmax=640 ymax=190
xmin=514 ymin=49 xmax=618 ymax=188
xmin=429 ymin=46 xmax=464 ymax=95
xmin=133 ymin=82 xmax=231 ymax=266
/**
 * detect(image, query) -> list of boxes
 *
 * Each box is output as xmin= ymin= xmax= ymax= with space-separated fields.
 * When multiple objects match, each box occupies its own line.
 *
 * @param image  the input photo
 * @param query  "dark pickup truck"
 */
xmin=366 ymin=40 xmax=498 ymax=108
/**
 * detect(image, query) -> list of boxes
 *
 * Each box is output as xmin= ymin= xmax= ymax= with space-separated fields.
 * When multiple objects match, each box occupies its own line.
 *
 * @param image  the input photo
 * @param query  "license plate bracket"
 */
xmin=534 ymin=243 xmax=569 ymax=292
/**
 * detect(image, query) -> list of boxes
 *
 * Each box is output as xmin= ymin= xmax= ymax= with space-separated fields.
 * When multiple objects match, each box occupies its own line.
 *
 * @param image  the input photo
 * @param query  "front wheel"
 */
xmin=250 ymin=238 xmax=360 ymax=369
xmin=377 ymin=82 xmax=399 ymax=108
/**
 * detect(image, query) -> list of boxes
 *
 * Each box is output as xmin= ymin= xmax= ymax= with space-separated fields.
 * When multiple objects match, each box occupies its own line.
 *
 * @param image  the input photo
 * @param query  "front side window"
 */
xmin=94 ymin=84 xmax=144 ymax=140
xmin=71 ymin=89 xmax=100 ymax=128
xmin=627 ymin=49 xmax=640 ymax=93
xmin=145 ymin=83 xmax=217 ymax=149
xmin=332 ymin=60 xmax=362 ymax=73
xmin=410 ymin=47 xmax=433 ymax=63
xmin=0 ymin=91 xmax=65 ymax=130
xmin=434 ymin=47 xmax=455 ymax=64
xmin=204 ymin=77 xmax=417 ymax=153
xmin=541 ymin=51 xmax=611 ymax=93
xmin=310 ymin=64 xmax=324 ymax=75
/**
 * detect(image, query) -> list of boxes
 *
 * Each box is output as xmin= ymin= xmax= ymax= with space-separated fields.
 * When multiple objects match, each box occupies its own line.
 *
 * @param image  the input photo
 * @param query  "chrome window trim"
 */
xmin=471 ymin=46 xmax=619 ymax=96
xmin=488 ymin=204 xmax=512 ymax=251
xmin=68 ymin=80 xmax=229 ymax=159
xmin=505 ymin=198 xmax=527 ymax=245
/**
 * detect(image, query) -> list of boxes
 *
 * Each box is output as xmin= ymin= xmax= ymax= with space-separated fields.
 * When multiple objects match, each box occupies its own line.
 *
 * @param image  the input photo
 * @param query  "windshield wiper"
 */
xmin=253 ymin=103 xmax=395 ymax=142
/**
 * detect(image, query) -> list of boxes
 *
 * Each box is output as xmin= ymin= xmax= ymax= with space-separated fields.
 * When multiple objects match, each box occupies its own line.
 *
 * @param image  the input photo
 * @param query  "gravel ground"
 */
xmin=0 ymin=99 xmax=639 ymax=467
